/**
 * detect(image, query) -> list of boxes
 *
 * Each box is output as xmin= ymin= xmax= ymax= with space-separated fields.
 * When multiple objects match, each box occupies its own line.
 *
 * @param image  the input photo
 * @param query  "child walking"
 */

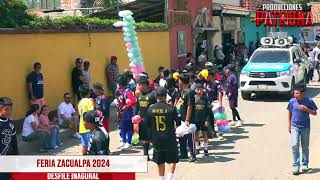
xmin=116 ymin=75 xmax=136 ymax=150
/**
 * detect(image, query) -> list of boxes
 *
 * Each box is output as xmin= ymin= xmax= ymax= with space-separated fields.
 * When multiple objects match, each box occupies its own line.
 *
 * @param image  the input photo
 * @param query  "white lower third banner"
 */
xmin=0 ymin=156 xmax=148 ymax=172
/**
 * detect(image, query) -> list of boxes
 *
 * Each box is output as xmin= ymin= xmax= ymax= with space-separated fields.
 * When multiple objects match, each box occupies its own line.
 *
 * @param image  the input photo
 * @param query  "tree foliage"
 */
xmin=0 ymin=0 xmax=35 ymax=28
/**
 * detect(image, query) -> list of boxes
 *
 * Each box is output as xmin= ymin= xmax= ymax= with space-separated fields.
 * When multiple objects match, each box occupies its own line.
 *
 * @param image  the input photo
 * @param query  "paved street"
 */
xmin=52 ymin=81 xmax=320 ymax=180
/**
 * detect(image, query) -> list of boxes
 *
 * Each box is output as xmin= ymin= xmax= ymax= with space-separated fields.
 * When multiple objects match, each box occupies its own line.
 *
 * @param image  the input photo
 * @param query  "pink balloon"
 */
xmin=135 ymin=66 xmax=145 ymax=73
xmin=126 ymin=42 xmax=132 ymax=49
xmin=131 ymin=68 xmax=138 ymax=74
xmin=113 ymin=21 xmax=124 ymax=27
xmin=132 ymin=115 xmax=142 ymax=124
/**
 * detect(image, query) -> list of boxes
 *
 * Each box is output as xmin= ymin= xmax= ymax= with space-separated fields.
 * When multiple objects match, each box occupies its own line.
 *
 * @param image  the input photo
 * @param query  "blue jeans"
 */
xmin=50 ymin=127 xmax=61 ymax=147
xmin=22 ymin=131 xmax=50 ymax=149
xmin=108 ymin=81 xmax=117 ymax=97
xmin=291 ymin=127 xmax=310 ymax=167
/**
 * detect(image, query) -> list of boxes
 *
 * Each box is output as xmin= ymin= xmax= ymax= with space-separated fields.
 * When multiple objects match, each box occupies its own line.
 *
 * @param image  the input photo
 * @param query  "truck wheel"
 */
xmin=241 ymin=91 xmax=251 ymax=100
xmin=287 ymin=79 xmax=295 ymax=99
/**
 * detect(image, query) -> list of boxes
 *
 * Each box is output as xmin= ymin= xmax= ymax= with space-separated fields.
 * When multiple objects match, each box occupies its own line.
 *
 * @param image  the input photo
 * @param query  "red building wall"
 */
xmin=168 ymin=0 xmax=212 ymax=69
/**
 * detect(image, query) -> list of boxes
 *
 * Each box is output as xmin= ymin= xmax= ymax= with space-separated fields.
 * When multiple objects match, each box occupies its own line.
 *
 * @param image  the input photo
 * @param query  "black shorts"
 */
xmin=195 ymin=121 xmax=208 ymax=132
xmin=153 ymin=147 xmax=179 ymax=165
xmin=139 ymin=120 xmax=151 ymax=141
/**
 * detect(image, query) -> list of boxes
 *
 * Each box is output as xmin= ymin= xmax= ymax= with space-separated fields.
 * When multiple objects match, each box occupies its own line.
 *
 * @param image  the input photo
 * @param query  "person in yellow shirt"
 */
xmin=77 ymin=84 xmax=95 ymax=155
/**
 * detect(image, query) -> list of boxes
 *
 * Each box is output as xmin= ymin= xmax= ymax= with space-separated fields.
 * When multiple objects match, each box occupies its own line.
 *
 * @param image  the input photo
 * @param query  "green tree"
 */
xmin=0 ymin=0 xmax=34 ymax=28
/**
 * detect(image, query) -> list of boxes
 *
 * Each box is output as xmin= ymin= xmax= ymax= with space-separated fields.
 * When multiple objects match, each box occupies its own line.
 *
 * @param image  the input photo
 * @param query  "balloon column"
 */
xmin=113 ymin=10 xmax=145 ymax=78
xmin=131 ymin=115 xmax=142 ymax=145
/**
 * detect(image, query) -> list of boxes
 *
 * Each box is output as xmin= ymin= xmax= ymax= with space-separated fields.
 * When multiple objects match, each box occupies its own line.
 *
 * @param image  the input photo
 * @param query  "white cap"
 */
xmin=205 ymin=62 xmax=213 ymax=67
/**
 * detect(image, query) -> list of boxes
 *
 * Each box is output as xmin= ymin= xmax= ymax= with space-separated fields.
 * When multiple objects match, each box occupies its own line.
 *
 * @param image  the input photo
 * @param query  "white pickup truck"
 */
xmin=240 ymin=43 xmax=309 ymax=100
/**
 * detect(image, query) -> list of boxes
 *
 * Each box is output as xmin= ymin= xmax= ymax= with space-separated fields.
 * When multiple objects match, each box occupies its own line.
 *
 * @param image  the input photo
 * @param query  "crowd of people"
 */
xmin=108 ymin=54 xmax=244 ymax=180
xmin=0 ymin=52 xmax=244 ymax=179
xmin=1 ymin=41 xmax=319 ymax=179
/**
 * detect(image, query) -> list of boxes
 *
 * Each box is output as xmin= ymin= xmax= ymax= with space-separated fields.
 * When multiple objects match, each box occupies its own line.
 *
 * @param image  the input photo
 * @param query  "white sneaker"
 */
xmin=235 ymin=121 xmax=242 ymax=127
xmin=230 ymin=121 xmax=237 ymax=127
xmin=217 ymin=135 xmax=224 ymax=140
xmin=117 ymin=142 xmax=125 ymax=149
xmin=200 ymin=142 xmax=205 ymax=148
xmin=121 ymin=143 xmax=131 ymax=150
xmin=73 ymin=133 xmax=81 ymax=139
xmin=53 ymin=145 xmax=59 ymax=149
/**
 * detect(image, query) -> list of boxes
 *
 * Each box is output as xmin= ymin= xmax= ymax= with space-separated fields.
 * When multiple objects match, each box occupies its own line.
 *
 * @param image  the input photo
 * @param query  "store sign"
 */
xmin=223 ymin=17 xmax=236 ymax=30
xmin=177 ymin=31 xmax=186 ymax=55
xmin=173 ymin=0 xmax=192 ymax=26
xmin=256 ymin=4 xmax=313 ymax=27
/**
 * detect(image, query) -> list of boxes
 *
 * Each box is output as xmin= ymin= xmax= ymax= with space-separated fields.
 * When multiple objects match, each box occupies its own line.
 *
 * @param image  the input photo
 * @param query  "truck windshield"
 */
xmin=250 ymin=51 xmax=290 ymax=63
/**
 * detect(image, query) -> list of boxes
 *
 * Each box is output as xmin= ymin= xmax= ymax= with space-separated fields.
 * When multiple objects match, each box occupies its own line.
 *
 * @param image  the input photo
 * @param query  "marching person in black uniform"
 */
xmin=0 ymin=97 xmax=18 ymax=180
xmin=147 ymin=87 xmax=181 ymax=180
xmin=135 ymin=77 xmax=157 ymax=159
xmin=193 ymin=83 xmax=211 ymax=156
xmin=177 ymin=73 xmax=196 ymax=162
xmin=83 ymin=110 xmax=110 ymax=155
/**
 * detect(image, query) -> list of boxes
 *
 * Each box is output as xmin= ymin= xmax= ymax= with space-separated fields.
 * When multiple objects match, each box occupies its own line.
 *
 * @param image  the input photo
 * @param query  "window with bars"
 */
xmin=26 ymin=0 xmax=61 ymax=10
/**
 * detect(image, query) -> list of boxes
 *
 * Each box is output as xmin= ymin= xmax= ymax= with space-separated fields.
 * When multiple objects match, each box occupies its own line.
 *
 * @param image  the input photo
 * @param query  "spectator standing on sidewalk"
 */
xmin=26 ymin=62 xmax=44 ymax=108
xmin=312 ymin=42 xmax=320 ymax=82
xmin=106 ymin=56 xmax=119 ymax=98
xmin=93 ymin=82 xmax=110 ymax=133
xmin=82 ymin=60 xmax=91 ymax=88
xmin=287 ymin=86 xmax=317 ymax=175
xmin=72 ymin=58 xmax=86 ymax=101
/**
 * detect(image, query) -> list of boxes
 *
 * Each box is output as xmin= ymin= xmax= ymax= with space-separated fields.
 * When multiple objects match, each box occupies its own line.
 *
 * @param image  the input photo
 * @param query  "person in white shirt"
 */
xmin=58 ymin=93 xmax=81 ymax=139
xmin=312 ymin=42 xmax=320 ymax=82
xmin=22 ymin=104 xmax=50 ymax=153
xmin=159 ymin=69 xmax=170 ymax=87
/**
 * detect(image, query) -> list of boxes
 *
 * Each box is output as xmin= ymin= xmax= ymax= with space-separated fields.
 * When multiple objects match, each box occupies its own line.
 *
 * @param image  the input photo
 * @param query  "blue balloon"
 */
xmin=214 ymin=112 xmax=227 ymax=120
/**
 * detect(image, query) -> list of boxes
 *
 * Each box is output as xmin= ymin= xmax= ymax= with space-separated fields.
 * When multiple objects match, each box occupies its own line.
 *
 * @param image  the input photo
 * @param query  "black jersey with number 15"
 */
xmin=147 ymin=102 xmax=181 ymax=150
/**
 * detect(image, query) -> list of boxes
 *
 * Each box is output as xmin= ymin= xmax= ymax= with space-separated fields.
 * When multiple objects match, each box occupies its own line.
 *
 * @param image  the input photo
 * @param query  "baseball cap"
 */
xmin=83 ymin=110 xmax=103 ymax=126
xmin=226 ymin=64 xmax=235 ymax=71
xmin=205 ymin=62 xmax=213 ymax=67
xmin=75 ymin=58 xmax=83 ymax=64
xmin=0 ymin=97 xmax=13 ymax=106
xmin=155 ymin=87 xmax=168 ymax=97
xmin=194 ymin=83 xmax=204 ymax=89
xmin=93 ymin=82 xmax=104 ymax=93
xmin=111 ymin=56 xmax=118 ymax=60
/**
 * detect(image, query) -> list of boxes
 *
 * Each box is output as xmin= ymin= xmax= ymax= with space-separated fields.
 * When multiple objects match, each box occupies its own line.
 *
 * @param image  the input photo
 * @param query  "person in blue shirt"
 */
xmin=287 ymin=86 xmax=317 ymax=175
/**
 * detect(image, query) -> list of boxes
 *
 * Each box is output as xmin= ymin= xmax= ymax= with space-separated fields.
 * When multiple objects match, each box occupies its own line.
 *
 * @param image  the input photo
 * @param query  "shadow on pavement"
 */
xmin=212 ymin=135 xmax=249 ymax=147
xmin=243 ymin=123 xmax=265 ymax=127
xmin=306 ymin=168 xmax=320 ymax=174
xmin=305 ymin=86 xmax=320 ymax=98
xmin=231 ymin=127 xmax=249 ymax=134
xmin=195 ymin=155 xmax=236 ymax=164
xmin=111 ymin=149 xmax=141 ymax=155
